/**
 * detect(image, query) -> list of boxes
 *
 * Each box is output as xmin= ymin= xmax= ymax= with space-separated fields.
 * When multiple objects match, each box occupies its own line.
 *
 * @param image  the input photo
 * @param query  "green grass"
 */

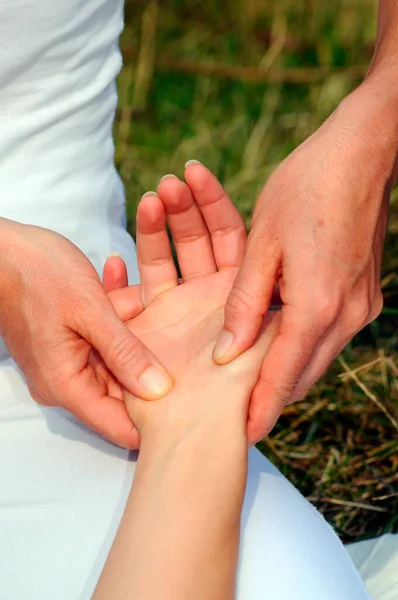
xmin=116 ymin=0 xmax=398 ymax=543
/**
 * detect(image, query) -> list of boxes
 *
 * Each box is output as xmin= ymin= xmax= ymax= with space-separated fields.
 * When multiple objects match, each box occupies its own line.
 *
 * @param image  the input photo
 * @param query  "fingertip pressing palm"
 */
xmin=104 ymin=165 xmax=280 ymax=437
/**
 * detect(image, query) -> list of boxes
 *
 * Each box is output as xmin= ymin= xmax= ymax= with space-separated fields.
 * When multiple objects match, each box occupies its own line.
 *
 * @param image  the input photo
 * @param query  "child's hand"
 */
xmin=105 ymin=165 xmax=281 ymax=442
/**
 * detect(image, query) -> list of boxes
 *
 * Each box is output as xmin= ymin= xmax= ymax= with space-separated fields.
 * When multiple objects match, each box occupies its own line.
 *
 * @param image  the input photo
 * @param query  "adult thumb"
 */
xmin=213 ymin=231 xmax=281 ymax=365
xmin=77 ymin=297 xmax=174 ymax=400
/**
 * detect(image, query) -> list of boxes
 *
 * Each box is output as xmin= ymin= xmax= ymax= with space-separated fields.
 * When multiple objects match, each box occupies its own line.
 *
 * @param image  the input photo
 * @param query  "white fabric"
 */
xmin=0 ymin=0 xmax=139 ymax=287
xmin=0 ymin=358 xmax=370 ymax=599
xmin=347 ymin=535 xmax=398 ymax=600
xmin=0 ymin=0 xmax=375 ymax=598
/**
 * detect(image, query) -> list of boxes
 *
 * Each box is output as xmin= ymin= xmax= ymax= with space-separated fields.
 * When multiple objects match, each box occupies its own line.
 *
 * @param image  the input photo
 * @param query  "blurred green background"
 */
xmin=116 ymin=0 xmax=397 ymax=543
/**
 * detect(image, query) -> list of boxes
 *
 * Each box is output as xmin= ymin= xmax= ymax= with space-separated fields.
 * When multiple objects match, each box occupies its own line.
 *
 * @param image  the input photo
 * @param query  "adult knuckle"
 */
xmin=356 ymin=300 xmax=372 ymax=327
xmin=258 ymin=373 xmax=294 ymax=407
xmin=313 ymin=292 xmax=341 ymax=331
xmin=108 ymin=335 xmax=143 ymax=369
xmin=347 ymin=297 xmax=372 ymax=330
xmin=290 ymin=386 xmax=311 ymax=403
xmin=259 ymin=421 xmax=276 ymax=440
xmin=368 ymin=291 xmax=383 ymax=323
xmin=227 ymin=284 xmax=256 ymax=319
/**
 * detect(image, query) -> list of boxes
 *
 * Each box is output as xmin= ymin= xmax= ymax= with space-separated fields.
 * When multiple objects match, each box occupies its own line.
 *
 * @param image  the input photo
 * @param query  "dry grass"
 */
xmin=117 ymin=0 xmax=398 ymax=542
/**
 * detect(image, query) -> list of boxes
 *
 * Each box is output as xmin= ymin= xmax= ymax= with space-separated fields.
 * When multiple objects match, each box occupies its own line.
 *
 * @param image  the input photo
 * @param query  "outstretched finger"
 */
xmin=136 ymin=192 xmax=178 ymax=306
xmin=157 ymin=174 xmax=217 ymax=280
xmin=184 ymin=161 xmax=247 ymax=270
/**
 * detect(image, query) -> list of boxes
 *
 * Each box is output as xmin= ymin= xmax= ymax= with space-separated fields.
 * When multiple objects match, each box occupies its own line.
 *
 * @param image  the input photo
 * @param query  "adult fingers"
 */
xmin=136 ymin=192 xmax=178 ymax=306
xmin=184 ymin=161 xmax=247 ymax=270
xmin=26 ymin=379 xmax=52 ymax=406
xmin=288 ymin=290 xmax=383 ymax=403
xmin=66 ymin=366 xmax=141 ymax=448
xmin=212 ymin=226 xmax=281 ymax=364
xmin=246 ymin=303 xmax=335 ymax=445
xmin=74 ymin=293 xmax=173 ymax=401
xmin=102 ymin=253 xmax=128 ymax=293
xmin=157 ymin=174 xmax=217 ymax=280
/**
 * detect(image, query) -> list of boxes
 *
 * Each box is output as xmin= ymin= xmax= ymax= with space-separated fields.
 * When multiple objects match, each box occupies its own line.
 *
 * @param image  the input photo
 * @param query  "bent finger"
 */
xmin=67 ymin=379 xmax=141 ymax=449
xmin=26 ymin=380 xmax=52 ymax=406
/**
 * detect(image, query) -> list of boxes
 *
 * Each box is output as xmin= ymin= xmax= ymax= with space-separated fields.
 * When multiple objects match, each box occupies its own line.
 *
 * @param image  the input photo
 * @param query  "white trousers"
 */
xmin=0 ymin=355 xmax=370 ymax=599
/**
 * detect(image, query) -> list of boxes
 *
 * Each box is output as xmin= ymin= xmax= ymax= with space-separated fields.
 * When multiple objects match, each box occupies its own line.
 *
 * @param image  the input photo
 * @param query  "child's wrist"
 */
xmin=141 ymin=412 xmax=246 ymax=453
xmin=139 ymin=396 xmax=247 ymax=459
xmin=140 ymin=385 xmax=248 ymax=447
xmin=138 ymin=414 xmax=248 ymax=499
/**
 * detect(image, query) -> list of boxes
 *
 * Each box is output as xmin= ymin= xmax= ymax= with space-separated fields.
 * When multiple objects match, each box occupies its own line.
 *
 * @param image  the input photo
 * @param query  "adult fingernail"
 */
xmin=213 ymin=330 xmax=234 ymax=363
xmin=185 ymin=159 xmax=203 ymax=168
xmin=138 ymin=366 xmax=173 ymax=398
xmin=141 ymin=191 xmax=159 ymax=199
xmin=160 ymin=174 xmax=178 ymax=182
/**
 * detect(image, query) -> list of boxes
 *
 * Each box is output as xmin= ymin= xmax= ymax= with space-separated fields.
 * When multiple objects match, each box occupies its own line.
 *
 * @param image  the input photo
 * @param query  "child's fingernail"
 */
xmin=185 ymin=160 xmax=203 ymax=168
xmin=141 ymin=191 xmax=159 ymax=199
xmin=108 ymin=252 xmax=121 ymax=258
xmin=160 ymin=174 xmax=178 ymax=182
xmin=138 ymin=366 xmax=174 ymax=398
xmin=213 ymin=330 xmax=234 ymax=363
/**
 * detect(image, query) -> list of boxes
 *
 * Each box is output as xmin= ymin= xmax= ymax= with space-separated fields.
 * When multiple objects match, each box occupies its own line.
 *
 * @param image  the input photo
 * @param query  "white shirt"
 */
xmin=0 ymin=0 xmax=138 ymax=276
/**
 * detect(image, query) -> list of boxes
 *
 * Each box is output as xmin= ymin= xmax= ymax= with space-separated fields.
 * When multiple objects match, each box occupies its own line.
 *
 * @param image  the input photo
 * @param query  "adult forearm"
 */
xmin=370 ymin=0 xmax=398 ymax=80
xmin=335 ymin=0 xmax=398 ymax=186
xmin=93 ymin=418 xmax=247 ymax=600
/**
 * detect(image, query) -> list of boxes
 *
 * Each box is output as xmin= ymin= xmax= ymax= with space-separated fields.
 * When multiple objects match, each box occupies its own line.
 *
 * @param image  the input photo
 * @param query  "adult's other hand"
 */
xmin=0 ymin=218 xmax=173 ymax=448
xmin=211 ymin=82 xmax=397 ymax=444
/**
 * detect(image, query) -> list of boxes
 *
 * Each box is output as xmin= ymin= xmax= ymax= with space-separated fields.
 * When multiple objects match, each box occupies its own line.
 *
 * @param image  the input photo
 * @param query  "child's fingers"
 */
xmin=108 ymin=285 xmax=144 ymax=322
xmin=136 ymin=193 xmax=178 ymax=306
xmin=157 ymin=175 xmax=217 ymax=281
xmin=184 ymin=162 xmax=247 ymax=270
xmin=102 ymin=254 xmax=129 ymax=293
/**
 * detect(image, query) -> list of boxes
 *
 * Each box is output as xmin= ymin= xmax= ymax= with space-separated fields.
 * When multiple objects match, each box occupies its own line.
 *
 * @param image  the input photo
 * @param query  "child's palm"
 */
xmin=104 ymin=165 xmax=279 ymax=436
xmin=127 ymin=270 xmax=234 ymax=372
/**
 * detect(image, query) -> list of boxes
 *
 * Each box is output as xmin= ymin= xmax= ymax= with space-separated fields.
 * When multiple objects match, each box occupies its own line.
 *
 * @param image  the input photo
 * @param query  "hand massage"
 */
xmin=0 ymin=1 xmax=397 ymax=598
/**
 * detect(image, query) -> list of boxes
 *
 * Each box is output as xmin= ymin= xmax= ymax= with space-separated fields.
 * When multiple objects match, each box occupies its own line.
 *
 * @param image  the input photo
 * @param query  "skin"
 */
xmin=0 ymin=218 xmax=172 ymax=448
xmin=94 ymin=179 xmax=280 ymax=600
xmin=2 ymin=1 xmax=397 ymax=450
xmin=88 ymin=167 xmax=257 ymax=433
xmin=212 ymin=1 xmax=398 ymax=444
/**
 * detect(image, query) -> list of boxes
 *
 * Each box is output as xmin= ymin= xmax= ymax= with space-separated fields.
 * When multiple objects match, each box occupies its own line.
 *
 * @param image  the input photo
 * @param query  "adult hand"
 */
xmin=0 ymin=218 xmax=173 ymax=448
xmin=211 ymin=82 xmax=397 ymax=444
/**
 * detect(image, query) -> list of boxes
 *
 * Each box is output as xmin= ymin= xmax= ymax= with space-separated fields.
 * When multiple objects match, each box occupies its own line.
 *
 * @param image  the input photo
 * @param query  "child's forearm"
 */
xmin=93 ymin=414 xmax=247 ymax=600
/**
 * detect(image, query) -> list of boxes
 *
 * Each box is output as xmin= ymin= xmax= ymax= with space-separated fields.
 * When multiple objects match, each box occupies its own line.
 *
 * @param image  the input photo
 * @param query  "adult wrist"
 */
xmin=335 ymin=78 xmax=398 ymax=184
